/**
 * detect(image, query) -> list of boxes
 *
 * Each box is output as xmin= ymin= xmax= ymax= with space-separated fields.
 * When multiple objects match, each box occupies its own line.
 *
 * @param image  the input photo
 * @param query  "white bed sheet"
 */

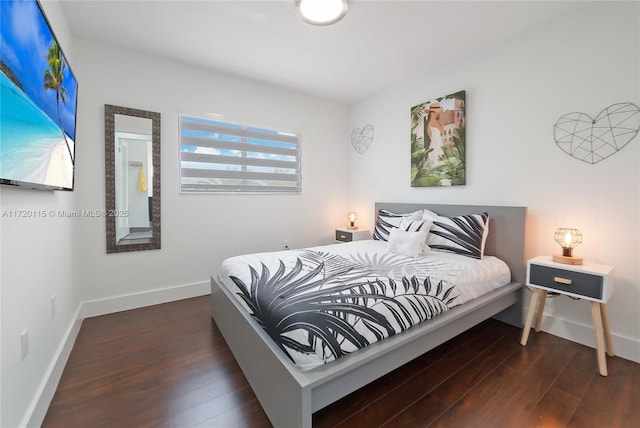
xmin=219 ymin=240 xmax=510 ymax=303
xmin=217 ymin=240 xmax=511 ymax=370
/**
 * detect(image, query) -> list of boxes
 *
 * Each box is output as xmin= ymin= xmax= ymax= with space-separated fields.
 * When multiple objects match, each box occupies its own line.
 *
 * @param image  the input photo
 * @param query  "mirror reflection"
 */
xmin=105 ymin=104 xmax=160 ymax=254
xmin=114 ymin=115 xmax=153 ymax=245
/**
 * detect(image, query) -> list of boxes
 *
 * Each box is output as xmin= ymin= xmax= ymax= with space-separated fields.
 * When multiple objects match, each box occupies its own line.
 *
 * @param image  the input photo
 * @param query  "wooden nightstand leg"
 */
xmin=600 ymin=303 xmax=614 ymax=357
xmin=534 ymin=290 xmax=547 ymax=332
xmin=591 ymin=301 xmax=608 ymax=376
xmin=521 ymin=289 xmax=541 ymax=346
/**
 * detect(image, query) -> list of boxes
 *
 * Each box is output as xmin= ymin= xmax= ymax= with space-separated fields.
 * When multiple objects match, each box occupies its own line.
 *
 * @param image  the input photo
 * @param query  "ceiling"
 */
xmin=60 ymin=0 xmax=589 ymax=104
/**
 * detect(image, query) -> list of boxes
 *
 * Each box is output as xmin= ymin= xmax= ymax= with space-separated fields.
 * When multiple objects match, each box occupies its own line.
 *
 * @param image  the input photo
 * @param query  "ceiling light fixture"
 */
xmin=295 ymin=0 xmax=348 ymax=26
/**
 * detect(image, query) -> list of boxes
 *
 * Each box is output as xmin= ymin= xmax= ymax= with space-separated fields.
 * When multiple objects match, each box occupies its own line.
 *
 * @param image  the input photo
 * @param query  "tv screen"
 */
xmin=1 ymin=0 xmax=78 ymax=191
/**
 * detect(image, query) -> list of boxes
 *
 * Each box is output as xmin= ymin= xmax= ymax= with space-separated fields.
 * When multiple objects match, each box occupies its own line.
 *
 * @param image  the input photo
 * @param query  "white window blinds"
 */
xmin=179 ymin=116 xmax=301 ymax=193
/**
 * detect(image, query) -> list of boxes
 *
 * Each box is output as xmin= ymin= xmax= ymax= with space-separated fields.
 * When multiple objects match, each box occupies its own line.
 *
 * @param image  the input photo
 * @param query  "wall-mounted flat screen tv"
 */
xmin=1 ymin=0 xmax=78 ymax=191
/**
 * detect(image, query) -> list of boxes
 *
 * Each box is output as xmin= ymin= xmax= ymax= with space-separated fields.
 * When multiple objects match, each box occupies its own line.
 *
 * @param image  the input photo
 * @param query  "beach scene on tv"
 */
xmin=0 ymin=0 xmax=78 ymax=190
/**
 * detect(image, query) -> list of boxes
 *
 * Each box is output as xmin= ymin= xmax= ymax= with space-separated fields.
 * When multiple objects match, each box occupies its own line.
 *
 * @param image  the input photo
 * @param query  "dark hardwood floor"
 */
xmin=43 ymin=296 xmax=639 ymax=427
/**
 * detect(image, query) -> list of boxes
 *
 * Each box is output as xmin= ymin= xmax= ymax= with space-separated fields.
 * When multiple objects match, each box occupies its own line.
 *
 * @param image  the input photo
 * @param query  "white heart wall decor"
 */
xmin=351 ymin=124 xmax=374 ymax=155
xmin=554 ymin=102 xmax=640 ymax=164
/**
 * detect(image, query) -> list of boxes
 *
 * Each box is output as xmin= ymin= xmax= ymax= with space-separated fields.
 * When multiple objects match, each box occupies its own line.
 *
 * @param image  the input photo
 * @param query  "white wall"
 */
xmin=0 ymin=2 xmax=81 ymax=427
xmin=347 ymin=2 xmax=640 ymax=362
xmin=72 ymin=38 xmax=349 ymax=310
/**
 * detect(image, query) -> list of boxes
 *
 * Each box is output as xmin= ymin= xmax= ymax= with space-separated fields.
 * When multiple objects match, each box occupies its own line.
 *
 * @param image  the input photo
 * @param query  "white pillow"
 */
xmin=387 ymin=228 xmax=429 ymax=258
xmin=398 ymin=217 xmax=432 ymax=255
xmin=397 ymin=217 xmax=429 ymax=233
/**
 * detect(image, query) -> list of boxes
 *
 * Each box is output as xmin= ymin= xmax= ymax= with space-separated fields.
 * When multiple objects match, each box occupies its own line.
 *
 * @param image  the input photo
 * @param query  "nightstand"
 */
xmin=335 ymin=229 xmax=370 ymax=243
xmin=521 ymin=255 xmax=614 ymax=376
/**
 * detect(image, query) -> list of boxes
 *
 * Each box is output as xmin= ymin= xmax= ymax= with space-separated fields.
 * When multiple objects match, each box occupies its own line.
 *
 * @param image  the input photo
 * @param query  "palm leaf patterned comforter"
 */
xmin=217 ymin=240 xmax=510 ymax=371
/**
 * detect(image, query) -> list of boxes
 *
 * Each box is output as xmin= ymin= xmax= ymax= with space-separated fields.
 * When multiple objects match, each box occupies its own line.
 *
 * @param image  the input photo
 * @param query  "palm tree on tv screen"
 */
xmin=44 ymin=41 xmax=74 ymax=165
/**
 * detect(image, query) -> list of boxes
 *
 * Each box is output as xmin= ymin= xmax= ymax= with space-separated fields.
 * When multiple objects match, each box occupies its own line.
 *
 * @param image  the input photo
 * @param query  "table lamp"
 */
xmin=552 ymin=228 xmax=583 ymax=265
xmin=347 ymin=212 xmax=358 ymax=230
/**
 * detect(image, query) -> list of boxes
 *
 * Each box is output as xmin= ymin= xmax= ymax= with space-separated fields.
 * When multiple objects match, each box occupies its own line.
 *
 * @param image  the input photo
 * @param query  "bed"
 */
xmin=210 ymin=203 xmax=526 ymax=427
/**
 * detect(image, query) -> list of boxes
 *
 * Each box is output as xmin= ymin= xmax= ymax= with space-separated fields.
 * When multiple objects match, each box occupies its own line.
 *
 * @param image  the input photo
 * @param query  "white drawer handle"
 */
xmin=339 ymin=234 xmax=347 ymax=239
xmin=554 ymin=277 xmax=572 ymax=285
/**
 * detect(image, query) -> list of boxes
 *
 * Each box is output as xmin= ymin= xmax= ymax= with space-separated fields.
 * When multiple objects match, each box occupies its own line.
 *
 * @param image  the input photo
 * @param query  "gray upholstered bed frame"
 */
xmin=210 ymin=203 xmax=526 ymax=427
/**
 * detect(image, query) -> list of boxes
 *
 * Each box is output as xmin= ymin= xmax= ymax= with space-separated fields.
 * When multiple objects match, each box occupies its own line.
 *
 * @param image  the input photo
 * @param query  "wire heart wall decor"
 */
xmin=351 ymin=124 xmax=374 ymax=155
xmin=553 ymin=102 xmax=640 ymax=164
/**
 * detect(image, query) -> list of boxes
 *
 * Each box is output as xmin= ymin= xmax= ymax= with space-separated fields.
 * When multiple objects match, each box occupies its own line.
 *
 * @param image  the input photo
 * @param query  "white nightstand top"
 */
xmin=528 ymin=255 xmax=613 ymax=276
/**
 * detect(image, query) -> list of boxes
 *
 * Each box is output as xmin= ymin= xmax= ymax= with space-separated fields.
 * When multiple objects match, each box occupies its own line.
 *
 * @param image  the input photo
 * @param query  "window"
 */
xmin=179 ymin=116 xmax=301 ymax=193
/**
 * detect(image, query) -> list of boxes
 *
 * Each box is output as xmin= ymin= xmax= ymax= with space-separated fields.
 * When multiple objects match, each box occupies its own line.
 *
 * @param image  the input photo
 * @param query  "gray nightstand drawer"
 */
xmin=335 ymin=229 xmax=370 ymax=242
xmin=529 ymin=264 xmax=603 ymax=299
xmin=335 ymin=230 xmax=353 ymax=242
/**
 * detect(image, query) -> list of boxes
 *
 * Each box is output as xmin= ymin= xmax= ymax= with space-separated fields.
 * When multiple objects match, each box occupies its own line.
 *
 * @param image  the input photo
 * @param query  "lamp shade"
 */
xmin=553 ymin=228 xmax=583 ymax=264
xmin=295 ymin=0 xmax=348 ymax=26
xmin=347 ymin=211 xmax=358 ymax=230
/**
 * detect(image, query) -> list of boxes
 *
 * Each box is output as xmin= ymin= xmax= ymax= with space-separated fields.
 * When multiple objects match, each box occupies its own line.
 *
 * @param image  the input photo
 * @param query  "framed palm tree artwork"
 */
xmin=411 ymin=90 xmax=466 ymax=187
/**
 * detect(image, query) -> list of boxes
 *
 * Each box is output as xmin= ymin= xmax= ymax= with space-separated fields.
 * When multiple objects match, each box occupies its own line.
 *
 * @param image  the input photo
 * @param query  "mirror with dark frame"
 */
xmin=105 ymin=104 xmax=161 ymax=253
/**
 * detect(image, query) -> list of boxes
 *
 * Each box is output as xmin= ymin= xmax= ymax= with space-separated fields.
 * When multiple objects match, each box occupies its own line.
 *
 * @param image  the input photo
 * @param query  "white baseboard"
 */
xmin=525 ymin=309 xmax=640 ymax=364
xmin=81 ymin=280 xmax=210 ymax=318
xmin=23 ymin=305 xmax=83 ymax=428
xmin=23 ymin=280 xmax=211 ymax=427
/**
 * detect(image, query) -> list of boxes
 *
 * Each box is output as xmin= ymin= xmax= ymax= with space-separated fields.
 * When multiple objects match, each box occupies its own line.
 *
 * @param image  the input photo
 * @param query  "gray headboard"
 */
xmin=374 ymin=203 xmax=527 ymax=284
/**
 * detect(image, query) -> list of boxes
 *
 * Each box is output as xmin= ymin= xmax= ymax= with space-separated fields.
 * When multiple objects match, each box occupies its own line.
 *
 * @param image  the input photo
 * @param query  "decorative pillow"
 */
xmin=399 ymin=217 xmax=432 ymax=255
xmin=373 ymin=209 xmax=422 ymax=241
xmin=397 ymin=217 xmax=429 ymax=233
xmin=422 ymin=209 xmax=489 ymax=259
xmin=387 ymin=228 xmax=429 ymax=258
